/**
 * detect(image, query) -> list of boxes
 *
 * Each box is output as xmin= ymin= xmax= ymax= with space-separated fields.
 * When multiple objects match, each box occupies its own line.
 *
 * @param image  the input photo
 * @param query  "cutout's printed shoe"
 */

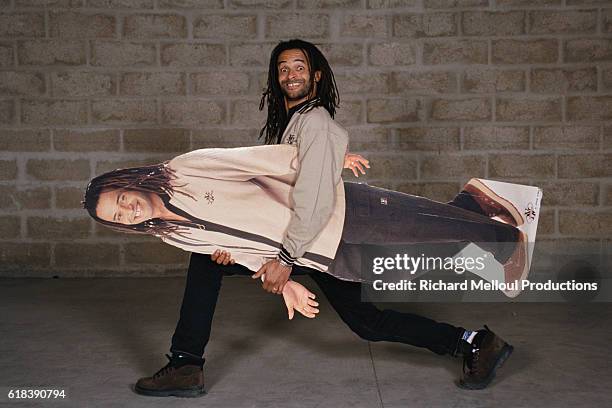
xmin=451 ymin=179 xmax=542 ymax=297
xmin=464 ymin=178 xmax=524 ymax=227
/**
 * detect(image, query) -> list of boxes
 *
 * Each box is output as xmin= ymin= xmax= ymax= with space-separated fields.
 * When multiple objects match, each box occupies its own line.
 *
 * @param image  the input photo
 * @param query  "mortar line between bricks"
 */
xmin=597 ymin=8 xmax=602 ymax=35
xmin=367 ymin=342 xmax=385 ymax=408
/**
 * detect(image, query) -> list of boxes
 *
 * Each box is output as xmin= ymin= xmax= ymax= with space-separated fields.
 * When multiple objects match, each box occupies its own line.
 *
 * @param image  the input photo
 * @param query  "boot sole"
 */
xmin=134 ymin=384 xmax=206 ymax=398
xmin=457 ymin=343 xmax=514 ymax=390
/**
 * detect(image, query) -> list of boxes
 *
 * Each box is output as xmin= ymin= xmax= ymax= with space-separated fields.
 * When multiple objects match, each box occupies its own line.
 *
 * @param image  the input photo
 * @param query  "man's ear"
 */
xmin=314 ymin=70 xmax=321 ymax=82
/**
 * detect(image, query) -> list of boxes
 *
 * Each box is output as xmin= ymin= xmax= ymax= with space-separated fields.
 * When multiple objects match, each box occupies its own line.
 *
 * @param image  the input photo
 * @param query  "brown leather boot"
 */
xmin=464 ymin=178 xmax=524 ymax=226
xmin=458 ymin=325 xmax=513 ymax=390
xmin=134 ymin=354 xmax=206 ymax=398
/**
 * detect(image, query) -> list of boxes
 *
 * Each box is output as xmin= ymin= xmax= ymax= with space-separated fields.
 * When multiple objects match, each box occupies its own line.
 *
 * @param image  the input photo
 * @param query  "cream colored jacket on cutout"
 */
xmin=161 ymin=107 xmax=348 ymax=272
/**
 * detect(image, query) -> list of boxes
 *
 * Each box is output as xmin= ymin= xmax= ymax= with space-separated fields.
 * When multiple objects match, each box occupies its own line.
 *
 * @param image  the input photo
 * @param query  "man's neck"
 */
xmin=153 ymin=193 xmax=189 ymax=222
xmin=285 ymin=97 xmax=308 ymax=112
xmin=285 ymin=98 xmax=316 ymax=116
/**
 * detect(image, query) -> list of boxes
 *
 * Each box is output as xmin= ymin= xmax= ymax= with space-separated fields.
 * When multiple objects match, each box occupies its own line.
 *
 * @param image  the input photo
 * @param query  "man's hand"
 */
xmin=344 ymin=153 xmax=370 ymax=177
xmin=252 ymin=259 xmax=292 ymax=294
xmin=282 ymin=281 xmax=319 ymax=320
xmin=211 ymin=249 xmax=235 ymax=265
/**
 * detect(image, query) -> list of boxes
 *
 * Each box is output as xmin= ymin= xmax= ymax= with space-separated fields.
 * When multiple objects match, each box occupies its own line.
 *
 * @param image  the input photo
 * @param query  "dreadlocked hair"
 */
xmin=259 ymin=39 xmax=340 ymax=145
xmin=82 ymin=163 xmax=193 ymax=237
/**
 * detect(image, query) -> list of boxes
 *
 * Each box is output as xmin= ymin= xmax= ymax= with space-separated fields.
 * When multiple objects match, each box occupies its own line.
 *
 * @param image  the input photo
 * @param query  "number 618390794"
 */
xmin=7 ymin=389 xmax=66 ymax=399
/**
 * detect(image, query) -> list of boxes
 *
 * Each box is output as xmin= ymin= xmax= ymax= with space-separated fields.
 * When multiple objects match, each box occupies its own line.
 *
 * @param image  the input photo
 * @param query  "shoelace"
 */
xmin=463 ymin=346 xmax=480 ymax=376
xmin=152 ymin=354 xmax=175 ymax=379
xmin=463 ymin=325 xmax=491 ymax=376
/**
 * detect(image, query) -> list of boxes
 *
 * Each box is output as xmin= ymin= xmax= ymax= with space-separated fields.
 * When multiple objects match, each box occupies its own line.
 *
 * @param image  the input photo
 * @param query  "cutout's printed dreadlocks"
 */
xmin=82 ymin=163 xmax=193 ymax=237
xmin=259 ymin=39 xmax=340 ymax=145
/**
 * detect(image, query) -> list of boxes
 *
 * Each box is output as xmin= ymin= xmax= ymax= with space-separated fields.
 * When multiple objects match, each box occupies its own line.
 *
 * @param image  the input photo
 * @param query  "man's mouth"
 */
xmin=285 ymin=81 xmax=303 ymax=90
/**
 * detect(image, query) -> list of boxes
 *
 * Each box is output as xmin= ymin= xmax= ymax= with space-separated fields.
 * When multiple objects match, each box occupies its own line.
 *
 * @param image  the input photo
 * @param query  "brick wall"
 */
xmin=1 ymin=0 xmax=610 ymax=277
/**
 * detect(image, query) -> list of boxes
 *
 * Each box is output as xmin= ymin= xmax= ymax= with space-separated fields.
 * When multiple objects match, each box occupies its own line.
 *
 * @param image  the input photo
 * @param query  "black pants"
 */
xmin=169 ymin=190 xmax=490 ymax=362
xmin=170 ymin=255 xmax=465 ymax=361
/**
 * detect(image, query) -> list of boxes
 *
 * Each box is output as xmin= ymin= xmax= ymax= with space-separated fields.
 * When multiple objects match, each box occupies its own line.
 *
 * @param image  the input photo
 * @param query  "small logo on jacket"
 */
xmin=286 ymin=134 xmax=297 ymax=145
xmin=204 ymin=190 xmax=215 ymax=205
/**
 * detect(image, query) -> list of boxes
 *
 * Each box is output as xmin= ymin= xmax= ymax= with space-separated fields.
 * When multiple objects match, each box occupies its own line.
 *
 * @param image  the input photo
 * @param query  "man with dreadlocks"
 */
xmin=83 ymin=39 xmax=524 ymax=397
xmin=253 ymin=39 xmax=356 ymax=295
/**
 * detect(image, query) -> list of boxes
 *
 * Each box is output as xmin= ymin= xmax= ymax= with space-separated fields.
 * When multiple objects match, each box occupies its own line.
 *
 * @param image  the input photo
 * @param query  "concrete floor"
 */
xmin=1 ymin=277 xmax=611 ymax=408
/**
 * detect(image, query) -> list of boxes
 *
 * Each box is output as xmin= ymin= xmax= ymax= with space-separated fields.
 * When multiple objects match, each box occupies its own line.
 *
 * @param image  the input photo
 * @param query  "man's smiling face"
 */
xmin=277 ymin=48 xmax=321 ymax=109
xmin=96 ymin=188 xmax=156 ymax=225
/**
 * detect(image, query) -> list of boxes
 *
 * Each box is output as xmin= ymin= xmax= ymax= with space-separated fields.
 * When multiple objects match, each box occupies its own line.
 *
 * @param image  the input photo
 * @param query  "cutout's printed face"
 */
xmin=277 ymin=48 xmax=321 ymax=107
xmin=96 ymin=189 xmax=156 ymax=225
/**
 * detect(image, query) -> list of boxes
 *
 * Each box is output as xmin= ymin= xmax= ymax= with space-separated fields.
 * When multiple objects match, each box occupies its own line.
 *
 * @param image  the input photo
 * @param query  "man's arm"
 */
xmin=254 ymin=114 xmax=348 ymax=293
xmin=210 ymin=249 xmax=319 ymax=320
xmin=281 ymin=120 xmax=347 ymax=261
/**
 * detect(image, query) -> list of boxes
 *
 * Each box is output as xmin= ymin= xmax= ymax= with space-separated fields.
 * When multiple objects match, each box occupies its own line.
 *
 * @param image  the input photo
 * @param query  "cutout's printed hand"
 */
xmin=252 ymin=259 xmax=292 ymax=294
xmin=211 ymin=249 xmax=235 ymax=265
xmin=344 ymin=153 xmax=370 ymax=177
xmin=282 ymin=281 xmax=319 ymax=319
